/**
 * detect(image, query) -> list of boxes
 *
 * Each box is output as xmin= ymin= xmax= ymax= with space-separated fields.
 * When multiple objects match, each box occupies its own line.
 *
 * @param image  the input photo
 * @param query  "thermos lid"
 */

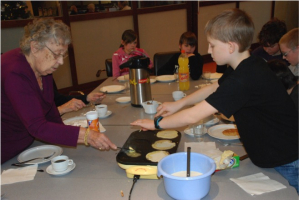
xmin=119 ymin=56 xmax=150 ymax=70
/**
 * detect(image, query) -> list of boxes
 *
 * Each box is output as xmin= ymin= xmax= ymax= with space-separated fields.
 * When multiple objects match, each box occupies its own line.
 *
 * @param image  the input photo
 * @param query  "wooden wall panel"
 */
xmin=138 ymin=9 xmax=187 ymax=61
xmin=70 ymin=16 xmax=133 ymax=85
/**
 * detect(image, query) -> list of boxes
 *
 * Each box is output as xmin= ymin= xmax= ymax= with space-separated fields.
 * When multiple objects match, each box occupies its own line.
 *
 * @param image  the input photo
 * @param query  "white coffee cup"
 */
xmin=172 ymin=91 xmax=186 ymax=101
xmin=96 ymin=104 xmax=108 ymax=117
xmin=142 ymin=100 xmax=161 ymax=114
xmin=51 ymin=155 xmax=73 ymax=172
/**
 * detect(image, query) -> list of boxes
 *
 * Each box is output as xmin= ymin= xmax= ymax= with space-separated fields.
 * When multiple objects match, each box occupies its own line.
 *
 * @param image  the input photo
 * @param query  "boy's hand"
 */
xmin=130 ymin=119 xmax=155 ymax=131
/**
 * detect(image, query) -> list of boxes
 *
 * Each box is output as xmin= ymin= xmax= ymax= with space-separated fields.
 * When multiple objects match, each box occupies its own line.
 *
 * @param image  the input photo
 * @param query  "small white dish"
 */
xmin=99 ymin=110 xmax=112 ymax=119
xmin=150 ymin=78 xmax=156 ymax=84
xmin=116 ymin=96 xmax=131 ymax=103
xmin=18 ymin=145 xmax=63 ymax=164
xmin=205 ymin=117 xmax=220 ymax=126
xmin=100 ymin=85 xmax=125 ymax=93
xmin=117 ymin=76 xmax=126 ymax=82
xmin=156 ymin=75 xmax=175 ymax=82
xmin=46 ymin=163 xmax=76 ymax=176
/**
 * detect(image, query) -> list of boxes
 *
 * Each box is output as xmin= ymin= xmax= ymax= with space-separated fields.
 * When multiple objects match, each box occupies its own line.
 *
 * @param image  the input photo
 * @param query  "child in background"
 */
xmin=279 ymin=28 xmax=299 ymax=77
xmin=112 ymin=29 xmax=152 ymax=77
xmin=251 ymin=18 xmax=288 ymax=64
xmin=158 ymin=31 xmax=204 ymax=80
xmin=131 ymin=9 xmax=298 ymax=193
xmin=268 ymin=59 xmax=298 ymax=111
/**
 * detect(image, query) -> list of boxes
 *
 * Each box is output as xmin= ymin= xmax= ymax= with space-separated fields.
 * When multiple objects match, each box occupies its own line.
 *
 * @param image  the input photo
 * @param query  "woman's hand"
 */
xmin=58 ymin=98 xmax=85 ymax=115
xmin=87 ymin=92 xmax=106 ymax=104
xmin=130 ymin=119 xmax=155 ymax=131
xmin=87 ymin=129 xmax=117 ymax=151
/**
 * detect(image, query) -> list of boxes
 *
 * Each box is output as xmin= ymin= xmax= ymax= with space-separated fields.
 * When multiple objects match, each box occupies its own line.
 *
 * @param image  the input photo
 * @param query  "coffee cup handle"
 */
xmin=68 ymin=159 xmax=74 ymax=166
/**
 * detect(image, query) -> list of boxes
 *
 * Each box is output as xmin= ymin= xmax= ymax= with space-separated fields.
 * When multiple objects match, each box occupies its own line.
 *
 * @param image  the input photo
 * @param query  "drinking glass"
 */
xmin=191 ymin=123 xmax=205 ymax=142
xmin=174 ymin=65 xmax=179 ymax=82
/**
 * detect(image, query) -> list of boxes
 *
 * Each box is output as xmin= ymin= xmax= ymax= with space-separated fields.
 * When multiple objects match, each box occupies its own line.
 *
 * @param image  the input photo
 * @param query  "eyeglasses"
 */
xmin=45 ymin=45 xmax=68 ymax=60
xmin=282 ymin=49 xmax=292 ymax=57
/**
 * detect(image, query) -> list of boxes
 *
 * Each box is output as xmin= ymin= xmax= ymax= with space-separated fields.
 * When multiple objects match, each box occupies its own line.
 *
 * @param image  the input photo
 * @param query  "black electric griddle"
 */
xmin=116 ymin=130 xmax=181 ymax=166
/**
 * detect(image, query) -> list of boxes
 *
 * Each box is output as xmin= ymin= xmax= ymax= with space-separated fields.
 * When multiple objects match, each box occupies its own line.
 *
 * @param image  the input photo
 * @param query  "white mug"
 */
xmin=96 ymin=104 xmax=108 ymax=117
xmin=142 ymin=100 xmax=161 ymax=114
xmin=86 ymin=111 xmax=99 ymax=131
xmin=51 ymin=155 xmax=73 ymax=172
xmin=172 ymin=91 xmax=186 ymax=101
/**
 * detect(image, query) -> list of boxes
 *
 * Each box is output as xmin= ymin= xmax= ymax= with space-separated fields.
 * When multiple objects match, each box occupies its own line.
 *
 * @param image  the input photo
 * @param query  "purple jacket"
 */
xmin=1 ymin=48 xmax=79 ymax=163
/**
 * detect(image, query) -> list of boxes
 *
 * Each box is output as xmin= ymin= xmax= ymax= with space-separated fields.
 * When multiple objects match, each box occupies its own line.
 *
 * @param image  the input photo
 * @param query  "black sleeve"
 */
xmin=53 ymin=80 xmax=88 ymax=106
xmin=189 ymin=53 xmax=204 ymax=80
xmin=157 ymin=54 xmax=179 ymax=75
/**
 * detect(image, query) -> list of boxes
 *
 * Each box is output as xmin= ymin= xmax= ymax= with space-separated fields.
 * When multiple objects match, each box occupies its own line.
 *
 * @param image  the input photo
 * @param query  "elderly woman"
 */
xmin=1 ymin=18 xmax=117 ymax=164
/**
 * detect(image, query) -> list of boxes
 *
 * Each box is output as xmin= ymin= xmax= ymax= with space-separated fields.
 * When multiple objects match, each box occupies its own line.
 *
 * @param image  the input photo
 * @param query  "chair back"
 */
xmin=153 ymin=51 xmax=180 ymax=76
xmin=105 ymin=58 xmax=113 ymax=77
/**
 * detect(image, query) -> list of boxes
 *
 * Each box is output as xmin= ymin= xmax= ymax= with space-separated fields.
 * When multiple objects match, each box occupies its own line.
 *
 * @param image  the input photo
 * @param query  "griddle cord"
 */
xmin=128 ymin=175 xmax=140 ymax=200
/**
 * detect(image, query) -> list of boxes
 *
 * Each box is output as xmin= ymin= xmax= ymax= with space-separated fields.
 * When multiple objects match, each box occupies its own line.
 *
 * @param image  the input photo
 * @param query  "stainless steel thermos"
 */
xmin=119 ymin=56 xmax=152 ymax=107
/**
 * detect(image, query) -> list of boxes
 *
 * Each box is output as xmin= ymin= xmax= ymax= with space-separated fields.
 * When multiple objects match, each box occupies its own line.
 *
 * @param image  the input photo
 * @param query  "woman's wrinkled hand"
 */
xmin=88 ymin=130 xmax=117 ymax=151
xmin=87 ymin=92 xmax=106 ymax=104
xmin=58 ymin=98 xmax=85 ymax=115
xmin=130 ymin=119 xmax=155 ymax=131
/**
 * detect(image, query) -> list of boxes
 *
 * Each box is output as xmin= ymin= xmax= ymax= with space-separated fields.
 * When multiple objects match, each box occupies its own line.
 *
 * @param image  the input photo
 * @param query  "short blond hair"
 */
xmin=20 ymin=18 xmax=71 ymax=55
xmin=204 ymin=8 xmax=254 ymax=52
xmin=279 ymin=28 xmax=298 ymax=49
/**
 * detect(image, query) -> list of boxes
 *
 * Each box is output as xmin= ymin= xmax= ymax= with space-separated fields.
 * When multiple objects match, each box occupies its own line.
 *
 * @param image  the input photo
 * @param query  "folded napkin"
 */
xmin=230 ymin=172 xmax=286 ymax=195
xmin=184 ymin=142 xmax=222 ymax=159
xmin=1 ymin=164 xmax=38 ymax=185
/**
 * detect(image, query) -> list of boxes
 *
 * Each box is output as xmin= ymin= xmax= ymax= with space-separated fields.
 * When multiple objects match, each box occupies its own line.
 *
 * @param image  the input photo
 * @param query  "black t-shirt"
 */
xmin=206 ymin=56 xmax=298 ymax=168
xmin=157 ymin=52 xmax=204 ymax=80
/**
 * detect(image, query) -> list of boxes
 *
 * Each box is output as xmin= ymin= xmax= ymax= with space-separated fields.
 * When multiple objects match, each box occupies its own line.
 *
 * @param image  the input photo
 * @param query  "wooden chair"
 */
xmin=153 ymin=51 xmax=180 ymax=76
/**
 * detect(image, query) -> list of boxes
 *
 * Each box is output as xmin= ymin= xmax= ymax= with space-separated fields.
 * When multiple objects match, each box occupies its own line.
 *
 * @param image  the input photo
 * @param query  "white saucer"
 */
xmin=99 ymin=110 xmax=112 ymax=119
xmin=116 ymin=96 xmax=131 ymax=103
xmin=46 ymin=163 xmax=76 ymax=176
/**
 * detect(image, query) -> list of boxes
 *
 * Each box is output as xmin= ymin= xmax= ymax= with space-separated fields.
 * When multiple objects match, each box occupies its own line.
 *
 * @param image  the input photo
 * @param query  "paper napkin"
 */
xmin=184 ymin=142 xmax=223 ymax=159
xmin=1 ymin=164 xmax=38 ymax=185
xmin=230 ymin=172 xmax=286 ymax=195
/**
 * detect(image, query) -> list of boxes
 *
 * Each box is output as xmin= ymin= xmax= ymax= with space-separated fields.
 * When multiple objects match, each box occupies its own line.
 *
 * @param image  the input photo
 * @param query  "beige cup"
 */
xmin=51 ymin=155 xmax=73 ymax=172
xmin=96 ymin=104 xmax=108 ymax=117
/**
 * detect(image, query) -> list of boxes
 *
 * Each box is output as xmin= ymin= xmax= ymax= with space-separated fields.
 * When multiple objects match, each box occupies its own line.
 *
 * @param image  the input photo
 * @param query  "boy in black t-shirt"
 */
xmin=131 ymin=9 xmax=298 ymax=192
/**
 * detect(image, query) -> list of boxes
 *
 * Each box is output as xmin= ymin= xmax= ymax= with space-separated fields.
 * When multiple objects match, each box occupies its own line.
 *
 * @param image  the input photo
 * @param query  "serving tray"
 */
xmin=116 ymin=130 xmax=181 ymax=166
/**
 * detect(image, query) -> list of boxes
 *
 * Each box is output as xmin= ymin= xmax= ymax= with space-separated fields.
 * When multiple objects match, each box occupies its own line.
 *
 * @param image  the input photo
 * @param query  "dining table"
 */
xmin=1 ymin=75 xmax=298 ymax=200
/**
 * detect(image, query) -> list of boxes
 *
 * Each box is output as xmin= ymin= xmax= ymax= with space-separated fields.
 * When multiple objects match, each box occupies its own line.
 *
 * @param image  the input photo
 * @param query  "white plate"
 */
xmin=150 ymin=78 xmax=156 ymax=84
xmin=17 ymin=145 xmax=63 ymax=164
xmin=184 ymin=127 xmax=208 ymax=137
xmin=46 ymin=163 xmax=76 ymax=176
xmin=63 ymin=116 xmax=87 ymax=127
xmin=99 ymin=110 xmax=112 ymax=119
xmin=117 ymin=76 xmax=126 ymax=82
xmin=116 ymin=96 xmax=131 ymax=103
xmin=205 ymin=117 xmax=220 ymax=126
xmin=100 ymin=85 xmax=125 ymax=93
xmin=208 ymin=124 xmax=240 ymax=140
xmin=156 ymin=75 xmax=175 ymax=82
xmin=64 ymin=116 xmax=106 ymax=132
